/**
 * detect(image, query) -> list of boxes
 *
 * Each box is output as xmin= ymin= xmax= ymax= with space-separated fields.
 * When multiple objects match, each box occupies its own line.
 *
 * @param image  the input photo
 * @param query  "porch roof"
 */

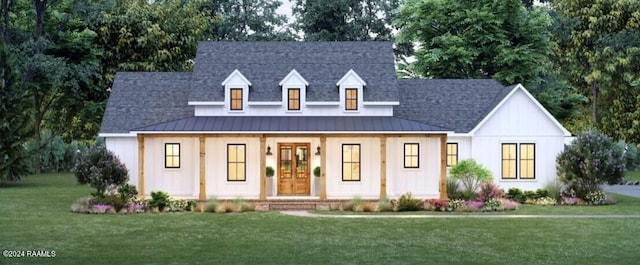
xmin=132 ymin=116 xmax=450 ymax=134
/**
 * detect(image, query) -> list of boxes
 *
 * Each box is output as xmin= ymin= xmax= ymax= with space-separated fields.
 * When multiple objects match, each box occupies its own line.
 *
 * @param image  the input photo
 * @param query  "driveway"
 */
xmin=603 ymin=184 xmax=640 ymax=198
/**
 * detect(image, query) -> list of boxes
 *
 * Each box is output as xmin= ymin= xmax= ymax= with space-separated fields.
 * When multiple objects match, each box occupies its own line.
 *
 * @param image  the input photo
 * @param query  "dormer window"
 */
xmin=337 ymin=69 xmax=366 ymax=112
xmin=230 ymin=88 xmax=243 ymax=110
xmin=345 ymin=88 xmax=358 ymax=111
xmin=280 ymin=69 xmax=308 ymax=113
xmin=221 ymin=69 xmax=251 ymax=113
xmin=288 ymin=88 xmax=301 ymax=110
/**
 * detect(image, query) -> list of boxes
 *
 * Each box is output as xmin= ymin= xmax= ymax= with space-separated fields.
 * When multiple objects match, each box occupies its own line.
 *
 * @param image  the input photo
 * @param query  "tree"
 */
xmin=72 ymin=144 xmax=129 ymax=197
xmin=293 ymin=0 xmax=400 ymax=41
xmin=551 ymin=0 xmax=640 ymax=135
xmin=396 ymin=0 xmax=553 ymax=87
xmin=0 ymin=41 xmax=31 ymax=183
xmin=556 ymin=130 xmax=626 ymax=199
xmin=201 ymin=0 xmax=295 ymax=41
xmin=448 ymin=159 xmax=493 ymax=200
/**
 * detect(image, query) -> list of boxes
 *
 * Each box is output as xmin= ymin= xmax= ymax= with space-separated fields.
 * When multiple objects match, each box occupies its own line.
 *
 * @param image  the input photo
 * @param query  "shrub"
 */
xmin=265 ymin=166 xmax=275 ymax=178
xmin=560 ymin=196 xmax=583 ymax=206
xmin=446 ymin=178 xmax=464 ymax=199
xmin=361 ymin=202 xmax=377 ymax=212
xmin=205 ymin=198 xmax=219 ymax=212
xmin=72 ymin=144 xmax=129 ymax=197
xmin=543 ymin=180 xmax=563 ymax=201
xmin=425 ymin=198 xmax=450 ymax=211
xmin=96 ymin=194 xmax=126 ymax=212
xmin=343 ymin=196 xmax=363 ymax=211
xmin=618 ymin=141 xmax=639 ymax=171
xmin=148 ymin=191 xmax=170 ymax=211
xmin=535 ymin=189 xmax=549 ymax=199
xmin=584 ymin=190 xmax=607 ymax=205
xmin=313 ymin=166 xmax=321 ymax=177
xmin=557 ymin=130 xmax=626 ymax=199
xmin=233 ymin=198 xmax=254 ymax=212
xmin=448 ymin=199 xmax=466 ymax=210
xmin=377 ymin=197 xmax=392 ymax=212
xmin=215 ymin=202 xmax=236 ymax=213
xmin=531 ymin=196 xmax=557 ymax=206
xmin=476 ymin=181 xmax=505 ymax=203
xmin=500 ymin=199 xmax=520 ymax=210
xmin=449 ymin=159 xmax=493 ymax=200
xmin=482 ymin=198 xmax=502 ymax=211
xmin=465 ymin=200 xmax=484 ymax=211
xmin=506 ymin=188 xmax=525 ymax=203
xmin=397 ymin=193 xmax=423 ymax=211
xmin=117 ymin=184 xmax=138 ymax=204
xmin=70 ymin=196 xmax=94 ymax=213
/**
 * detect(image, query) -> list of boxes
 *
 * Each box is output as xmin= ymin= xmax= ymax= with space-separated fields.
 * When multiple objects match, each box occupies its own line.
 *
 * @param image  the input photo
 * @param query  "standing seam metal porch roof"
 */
xmin=133 ymin=116 xmax=450 ymax=133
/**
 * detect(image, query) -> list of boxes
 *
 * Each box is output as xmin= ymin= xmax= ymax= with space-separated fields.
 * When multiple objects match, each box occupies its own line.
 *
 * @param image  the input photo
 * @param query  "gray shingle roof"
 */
xmin=395 ymin=79 xmax=513 ymax=133
xmin=100 ymin=72 xmax=194 ymax=134
xmin=190 ymin=41 xmax=398 ymax=102
xmin=133 ymin=116 xmax=448 ymax=133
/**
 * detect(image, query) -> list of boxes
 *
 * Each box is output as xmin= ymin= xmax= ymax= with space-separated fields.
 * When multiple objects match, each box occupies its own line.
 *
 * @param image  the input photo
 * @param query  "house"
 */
xmin=99 ymin=41 xmax=570 ymax=201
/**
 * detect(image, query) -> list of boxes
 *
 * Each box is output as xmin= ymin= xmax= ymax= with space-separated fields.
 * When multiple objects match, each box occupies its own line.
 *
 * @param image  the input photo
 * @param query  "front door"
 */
xmin=278 ymin=143 xmax=310 ymax=195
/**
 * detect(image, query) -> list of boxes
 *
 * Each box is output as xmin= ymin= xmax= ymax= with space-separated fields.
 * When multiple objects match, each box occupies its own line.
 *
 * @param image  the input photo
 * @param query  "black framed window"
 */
xmin=228 ymin=144 xmax=246 ymax=181
xmin=404 ymin=143 xmax=419 ymax=168
xmin=288 ymin=88 xmax=300 ymax=110
xmin=342 ymin=144 xmax=360 ymax=181
xmin=501 ymin=143 xmax=517 ymax=179
xmin=345 ymin=88 xmax=358 ymax=111
xmin=446 ymin=143 xmax=458 ymax=167
xmin=520 ymin=144 xmax=535 ymax=179
xmin=165 ymin=143 xmax=180 ymax=168
xmin=230 ymin=88 xmax=243 ymax=110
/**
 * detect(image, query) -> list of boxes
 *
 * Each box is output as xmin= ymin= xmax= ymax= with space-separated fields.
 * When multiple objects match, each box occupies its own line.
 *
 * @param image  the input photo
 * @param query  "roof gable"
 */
xmin=279 ymin=69 xmax=309 ymax=87
xmin=336 ymin=69 xmax=366 ymax=86
xmin=470 ymin=84 xmax=571 ymax=136
xmin=221 ymin=69 xmax=252 ymax=86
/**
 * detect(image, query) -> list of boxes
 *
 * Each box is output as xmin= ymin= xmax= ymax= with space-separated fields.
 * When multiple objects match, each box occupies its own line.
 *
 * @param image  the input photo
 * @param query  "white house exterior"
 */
xmin=99 ymin=42 xmax=571 ymax=201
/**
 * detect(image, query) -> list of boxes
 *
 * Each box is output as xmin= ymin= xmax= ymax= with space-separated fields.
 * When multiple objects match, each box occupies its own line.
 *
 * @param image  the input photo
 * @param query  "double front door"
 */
xmin=278 ymin=143 xmax=310 ymax=195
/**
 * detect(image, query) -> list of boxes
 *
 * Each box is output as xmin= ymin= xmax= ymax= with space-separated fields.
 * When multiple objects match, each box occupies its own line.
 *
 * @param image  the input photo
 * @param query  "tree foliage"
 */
xmin=551 ymin=0 xmax=640 ymax=140
xmin=556 ymin=130 xmax=626 ymax=199
xmin=396 ymin=0 xmax=553 ymax=87
xmin=72 ymin=144 xmax=129 ymax=197
xmin=449 ymin=159 xmax=493 ymax=200
xmin=201 ymin=0 xmax=294 ymax=41
xmin=293 ymin=0 xmax=399 ymax=41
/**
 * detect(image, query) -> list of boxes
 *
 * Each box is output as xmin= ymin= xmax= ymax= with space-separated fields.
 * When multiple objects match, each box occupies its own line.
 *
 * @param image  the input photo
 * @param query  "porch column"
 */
xmin=259 ymin=136 xmax=266 ymax=200
xmin=380 ymin=136 xmax=387 ymax=199
xmin=137 ymin=134 xmax=145 ymax=198
xmin=199 ymin=136 xmax=206 ymax=201
xmin=440 ymin=134 xmax=448 ymax=199
xmin=320 ymin=136 xmax=327 ymax=200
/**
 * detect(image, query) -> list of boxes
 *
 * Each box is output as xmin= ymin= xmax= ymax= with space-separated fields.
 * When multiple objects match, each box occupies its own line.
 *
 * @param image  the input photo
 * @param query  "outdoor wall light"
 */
xmin=266 ymin=145 xmax=272 ymax=155
xmin=315 ymin=146 xmax=321 ymax=155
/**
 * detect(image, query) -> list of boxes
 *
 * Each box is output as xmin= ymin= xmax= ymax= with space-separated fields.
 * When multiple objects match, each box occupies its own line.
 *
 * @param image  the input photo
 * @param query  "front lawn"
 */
xmin=626 ymin=170 xmax=640 ymax=182
xmin=1 ymin=174 xmax=640 ymax=265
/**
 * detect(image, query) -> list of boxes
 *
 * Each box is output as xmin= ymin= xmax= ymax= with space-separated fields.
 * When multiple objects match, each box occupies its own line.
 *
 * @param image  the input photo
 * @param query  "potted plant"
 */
xmin=313 ymin=166 xmax=321 ymax=178
xmin=266 ymin=166 xmax=275 ymax=196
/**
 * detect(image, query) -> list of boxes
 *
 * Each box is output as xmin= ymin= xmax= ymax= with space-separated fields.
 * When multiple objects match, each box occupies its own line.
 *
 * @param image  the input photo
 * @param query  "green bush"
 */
xmin=313 ymin=166 xmax=321 ymax=177
xmin=446 ymin=178 xmax=464 ymax=200
xmin=343 ymin=196 xmax=363 ymax=211
xmin=265 ymin=166 xmax=275 ymax=178
xmin=148 ymin=191 xmax=171 ymax=211
xmin=72 ymin=144 xmax=129 ymax=197
xmin=117 ymin=184 xmax=138 ymax=204
xmin=557 ymin=130 xmax=626 ymax=199
xmin=506 ymin=188 xmax=525 ymax=203
xmin=96 ymin=195 xmax=126 ymax=212
xmin=449 ymin=159 xmax=493 ymax=200
xmin=397 ymin=192 xmax=423 ymax=211
xmin=377 ymin=197 xmax=393 ymax=212
xmin=205 ymin=198 xmax=219 ymax=212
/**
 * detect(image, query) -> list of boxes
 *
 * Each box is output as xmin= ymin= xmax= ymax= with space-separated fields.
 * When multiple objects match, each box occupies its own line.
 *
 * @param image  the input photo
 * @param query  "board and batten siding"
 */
xmin=105 ymin=137 xmax=139 ymax=190
xmin=386 ymin=137 xmax=441 ymax=198
xmin=143 ymin=137 xmax=198 ymax=197
xmin=470 ymin=88 xmax=568 ymax=191
xmin=206 ymin=137 xmax=261 ymax=199
xmin=325 ymin=137 xmax=381 ymax=199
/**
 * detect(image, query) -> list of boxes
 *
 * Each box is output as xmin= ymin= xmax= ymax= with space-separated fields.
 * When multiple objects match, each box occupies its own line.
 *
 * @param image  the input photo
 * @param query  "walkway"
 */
xmin=603 ymin=184 xmax=640 ymax=198
xmin=280 ymin=211 xmax=640 ymax=219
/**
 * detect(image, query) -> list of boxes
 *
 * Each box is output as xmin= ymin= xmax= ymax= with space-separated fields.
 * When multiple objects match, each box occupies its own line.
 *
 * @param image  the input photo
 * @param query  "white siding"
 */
xmin=471 ymin=89 xmax=567 ymax=191
xmin=386 ymin=137 xmax=441 ymax=198
xmin=206 ymin=137 xmax=261 ymax=199
xmin=105 ymin=137 xmax=138 ymax=189
xmin=325 ymin=137 xmax=380 ymax=199
xmin=143 ymin=137 xmax=198 ymax=197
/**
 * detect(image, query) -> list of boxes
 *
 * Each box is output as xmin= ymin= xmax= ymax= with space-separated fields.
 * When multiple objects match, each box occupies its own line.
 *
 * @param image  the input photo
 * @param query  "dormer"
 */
xmin=337 ymin=69 xmax=366 ymax=112
xmin=279 ymin=69 xmax=309 ymax=112
xmin=221 ymin=69 xmax=251 ymax=113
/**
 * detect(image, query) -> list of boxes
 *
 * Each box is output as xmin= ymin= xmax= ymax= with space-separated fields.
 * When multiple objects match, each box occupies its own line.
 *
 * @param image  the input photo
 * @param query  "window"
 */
xmin=288 ymin=88 xmax=300 ymax=110
xmin=501 ymin=144 xmax=517 ymax=179
xmin=227 ymin=144 xmax=246 ymax=181
xmin=342 ymin=144 xmax=360 ymax=181
xmin=446 ymin=143 xmax=458 ymax=167
xmin=520 ymin=144 xmax=535 ymax=179
xmin=404 ymin=143 xmax=419 ymax=168
xmin=230 ymin=88 xmax=243 ymax=110
xmin=345 ymin=88 xmax=358 ymax=111
xmin=165 ymin=143 xmax=180 ymax=168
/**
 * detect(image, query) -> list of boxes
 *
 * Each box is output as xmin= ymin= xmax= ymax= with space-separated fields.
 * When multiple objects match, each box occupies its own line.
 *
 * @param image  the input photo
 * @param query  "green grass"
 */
xmin=626 ymin=170 xmax=640 ymax=182
xmin=1 ymin=174 xmax=640 ymax=264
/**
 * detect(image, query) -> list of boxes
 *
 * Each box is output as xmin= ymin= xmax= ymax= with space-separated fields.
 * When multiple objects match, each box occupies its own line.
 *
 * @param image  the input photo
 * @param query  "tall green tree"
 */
xmin=293 ymin=0 xmax=400 ymax=41
xmin=552 ymin=0 xmax=640 ymax=142
xmin=201 ymin=0 xmax=294 ymax=41
xmin=396 ymin=0 xmax=553 ymax=87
